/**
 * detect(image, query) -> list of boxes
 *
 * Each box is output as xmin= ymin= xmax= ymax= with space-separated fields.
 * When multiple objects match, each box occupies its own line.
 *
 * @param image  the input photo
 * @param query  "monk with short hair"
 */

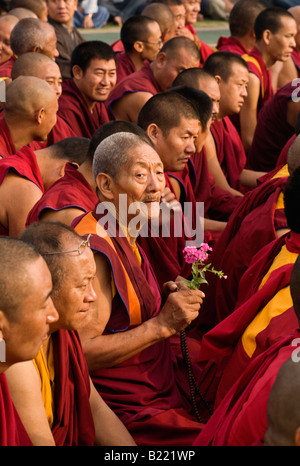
xmin=0 ymin=14 xmax=19 ymax=66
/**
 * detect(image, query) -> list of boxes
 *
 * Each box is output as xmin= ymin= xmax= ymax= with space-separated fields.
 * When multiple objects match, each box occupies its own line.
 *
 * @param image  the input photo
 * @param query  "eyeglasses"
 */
xmin=42 ymin=234 xmax=91 ymax=256
xmin=49 ymin=0 xmax=74 ymax=4
xmin=140 ymin=39 xmax=163 ymax=47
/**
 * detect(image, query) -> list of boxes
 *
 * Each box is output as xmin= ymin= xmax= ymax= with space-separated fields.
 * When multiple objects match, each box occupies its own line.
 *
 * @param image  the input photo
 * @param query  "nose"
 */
xmin=147 ymin=172 xmax=164 ymax=193
xmin=84 ymin=282 xmax=97 ymax=304
xmin=241 ymin=85 xmax=248 ymax=98
xmin=186 ymin=139 xmax=196 ymax=154
xmin=290 ymin=36 xmax=296 ymax=48
xmin=53 ymin=47 xmax=59 ymax=59
xmin=54 ymin=82 xmax=62 ymax=97
xmin=100 ymin=72 xmax=110 ymax=86
xmin=47 ymin=298 xmax=59 ymax=324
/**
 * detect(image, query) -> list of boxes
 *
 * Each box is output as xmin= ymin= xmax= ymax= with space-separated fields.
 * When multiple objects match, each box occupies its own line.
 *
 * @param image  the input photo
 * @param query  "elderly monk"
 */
xmin=239 ymin=7 xmax=297 ymax=152
xmin=58 ymin=41 xmax=116 ymax=139
xmin=26 ymin=121 xmax=153 ymax=227
xmin=72 ymin=132 xmax=206 ymax=445
xmin=0 ymin=137 xmax=90 ymax=237
xmin=0 ymin=237 xmax=58 ymax=445
xmin=107 ymin=36 xmax=200 ymax=123
xmin=11 ymin=52 xmax=77 ymax=146
xmin=0 ymin=17 xmax=59 ymax=84
xmin=0 ymin=76 xmax=58 ymax=156
xmin=0 ymin=15 xmax=19 ymax=65
xmin=5 ymin=222 xmax=136 ymax=446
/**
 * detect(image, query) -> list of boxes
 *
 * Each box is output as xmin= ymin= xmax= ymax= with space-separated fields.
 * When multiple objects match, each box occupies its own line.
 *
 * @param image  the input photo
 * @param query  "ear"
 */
xmin=72 ymin=64 xmax=83 ymax=80
xmin=133 ymin=41 xmax=144 ymax=53
xmin=262 ymin=29 xmax=271 ymax=46
xmin=0 ymin=310 xmax=6 ymax=341
xmin=146 ymin=123 xmax=160 ymax=144
xmin=214 ymin=74 xmax=222 ymax=84
xmin=35 ymin=107 xmax=45 ymax=125
xmin=96 ymin=173 xmax=115 ymax=201
xmin=294 ymin=426 xmax=300 ymax=446
xmin=155 ymin=51 xmax=167 ymax=69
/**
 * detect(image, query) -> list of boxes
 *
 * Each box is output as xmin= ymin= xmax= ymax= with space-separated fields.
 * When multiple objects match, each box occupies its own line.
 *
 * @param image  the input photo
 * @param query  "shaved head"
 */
xmin=287 ymin=134 xmax=300 ymax=176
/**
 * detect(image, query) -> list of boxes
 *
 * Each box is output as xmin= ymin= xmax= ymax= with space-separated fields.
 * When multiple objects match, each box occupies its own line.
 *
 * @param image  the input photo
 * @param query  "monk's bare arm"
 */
xmin=1 ymin=174 xmax=43 ymax=238
xmin=5 ymin=361 xmax=56 ymax=446
xmin=39 ymin=207 xmax=87 ymax=227
xmin=239 ymin=73 xmax=260 ymax=153
xmin=110 ymin=92 xmax=153 ymax=123
xmin=89 ymin=381 xmax=136 ymax=446
xmin=240 ymin=169 xmax=267 ymax=188
xmin=79 ymin=253 xmax=204 ymax=371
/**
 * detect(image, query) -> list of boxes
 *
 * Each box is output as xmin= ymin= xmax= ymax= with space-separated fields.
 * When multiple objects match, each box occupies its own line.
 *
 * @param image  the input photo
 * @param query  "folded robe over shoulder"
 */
xmin=73 ymin=208 xmax=205 ymax=446
xmin=58 ymin=78 xmax=110 ymax=138
xmin=0 ymin=117 xmax=16 ymax=157
xmin=0 ymin=373 xmax=32 ymax=446
xmin=115 ymin=51 xmax=137 ymax=84
xmin=26 ymin=164 xmax=98 ymax=225
xmin=216 ymin=36 xmax=249 ymax=55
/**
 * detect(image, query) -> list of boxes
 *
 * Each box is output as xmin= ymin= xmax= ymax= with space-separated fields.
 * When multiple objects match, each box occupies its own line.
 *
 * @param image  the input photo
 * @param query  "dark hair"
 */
xmin=228 ymin=0 xmax=265 ymax=37
xmin=172 ymin=67 xmax=215 ymax=88
xmin=86 ymin=121 xmax=153 ymax=162
xmin=120 ymin=15 xmax=159 ymax=52
xmin=254 ymin=7 xmax=295 ymax=41
xmin=150 ymin=0 xmax=183 ymax=5
xmin=70 ymin=40 xmax=116 ymax=76
xmin=169 ymin=86 xmax=213 ymax=132
xmin=49 ymin=137 xmax=90 ymax=165
xmin=138 ymin=91 xmax=199 ymax=136
xmin=284 ymin=166 xmax=300 ymax=233
xmin=160 ymin=35 xmax=200 ymax=61
xmin=203 ymin=51 xmax=248 ymax=82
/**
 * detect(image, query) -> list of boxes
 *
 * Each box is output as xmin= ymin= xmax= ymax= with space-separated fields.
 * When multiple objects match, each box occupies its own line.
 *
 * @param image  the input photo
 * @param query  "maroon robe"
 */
xmin=26 ymin=164 xmax=98 ymax=225
xmin=51 ymin=330 xmax=95 ymax=446
xmin=195 ymin=232 xmax=299 ymax=413
xmin=111 ymin=38 xmax=124 ymax=52
xmin=0 ymin=145 xmax=44 ymax=235
xmin=58 ymin=79 xmax=110 ymax=138
xmin=191 ymin=174 xmax=289 ymax=337
xmin=72 ymin=207 xmax=204 ymax=446
xmin=211 ymin=116 xmax=247 ymax=192
xmin=291 ymin=47 xmax=300 ymax=75
xmin=193 ymin=331 xmax=300 ymax=446
xmin=116 ymin=51 xmax=137 ymax=84
xmin=0 ymin=117 xmax=16 ymax=156
xmin=0 ymin=55 xmax=16 ymax=79
xmin=276 ymin=134 xmax=297 ymax=168
xmin=247 ymin=82 xmax=296 ymax=172
xmin=107 ymin=60 xmax=161 ymax=119
xmin=185 ymin=25 xmax=214 ymax=65
xmin=0 ymin=373 xmax=32 ymax=446
xmin=216 ymin=36 xmax=249 ymax=55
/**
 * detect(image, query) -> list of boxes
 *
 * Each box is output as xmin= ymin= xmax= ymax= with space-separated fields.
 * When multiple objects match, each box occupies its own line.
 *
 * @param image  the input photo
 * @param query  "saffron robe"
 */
xmin=0 ymin=55 xmax=16 ymax=79
xmin=193 ymin=330 xmax=300 ymax=446
xmin=26 ymin=164 xmax=98 ymax=225
xmin=216 ymin=36 xmax=249 ymax=55
xmin=210 ymin=116 xmax=247 ymax=192
xmin=58 ymin=78 xmax=110 ymax=138
xmin=191 ymin=168 xmax=289 ymax=337
xmin=73 ymin=208 xmax=205 ymax=446
xmin=247 ymin=82 xmax=296 ymax=172
xmin=35 ymin=330 xmax=95 ymax=446
xmin=0 ymin=372 xmax=32 ymax=446
xmin=115 ymin=51 xmax=137 ymax=84
xmin=107 ymin=60 xmax=161 ymax=119
xmin=0 ymin=145 xmax=44 ymax=235
xmin=196 ymin=232 xmax=299 ymax=412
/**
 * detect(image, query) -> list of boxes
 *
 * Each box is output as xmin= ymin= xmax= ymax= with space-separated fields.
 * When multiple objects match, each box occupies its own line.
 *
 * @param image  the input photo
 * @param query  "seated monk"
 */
xmin=0 ymin=76 xmax=58 ymax=156
xmin=277 ymin=6 xmax=300 ymax=89
xmin=0 ymin=136 xmax=90 ymax=237
xmin=0 ymin=14 xmax=19 ymax=65
xmin=0 ymin=17 xmax=59 ymax=86
xmin=203 ymin=51 xmax=267 ymax=192
xmin=72 ymin=132 xmax=208 ymax=445
xmin=10 ymin=52 xmax=77 ymax=146
xmin=141 ymin=2 xmax=175 ymax=44
xmin=6 ymin=222 xmax=136 ymax=446
xmin=116 ymin=15 xmax=162 ymax=84
xmin=107 ymin=36 xmax=200 ymax=123
xmin=193 ymin=253 xmax=300 ymax=446
xmin=216 ymin=0 xmax=265 ymax=56
xmin=0 ymin=237 xmax=58 ymax=445
xmin=26 ymin=121 xmax=154 ymax=227
xmin=58 ymin=41 xmax=117 ymax=139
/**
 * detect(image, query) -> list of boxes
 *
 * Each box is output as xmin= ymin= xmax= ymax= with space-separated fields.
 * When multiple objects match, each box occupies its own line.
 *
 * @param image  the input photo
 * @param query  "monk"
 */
xmin=9 ymin=0 xmax=48 ymax=20
xmin=203 ymin=51 xmax=266 ymax=192
xmin=0 ymin=237 xmax=58 ymax=446
xmin=239 ymin=7 xmax=297 ymax=152
xmin=107 ymin=36 xmax=200 ymax=123
xmin=72 ymin=132 xmax=207 ymax=445
xmin=216 ymin=0 xmax=265 ymax=55
xmin=193 ymin=251 xmax=300 ymax=446
xmin=0 ymin=76 xmax=58 ymax=156
xmin=157 ymin=0 xmax=188 ymax=38
xmin=26 ymin=121 xmax=153 ymax=227
xmin=116 ymin=15 xmax=162 ymax=84
xmin=0 ymin=14 xmax=19 ymax=65
xmin=11 ymin=52 xmax=77 ymax=146
xmin=0 ymin=17 xmax=59 ymax=84
xmin=141 ymin=2 xmax=175 ymax=44
xmin=46 ymin=0 xmax=85 ymax=80
xmin=277 ymin=6 xmax=300 ymax=89
xmin=6 ymin=222 xmax=136 ymax=446
xmin=247 ymin=80 xmax=300 ymax=172
xmin=0 ymin=136 xmax=90 ymax=237
xmin=58 ymin=41 xmax=116 ymax=139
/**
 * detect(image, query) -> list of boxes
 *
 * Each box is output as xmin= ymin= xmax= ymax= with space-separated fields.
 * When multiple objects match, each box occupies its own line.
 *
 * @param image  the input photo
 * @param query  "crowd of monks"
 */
xmin=1 ymin=0 xmax=300 ymax=448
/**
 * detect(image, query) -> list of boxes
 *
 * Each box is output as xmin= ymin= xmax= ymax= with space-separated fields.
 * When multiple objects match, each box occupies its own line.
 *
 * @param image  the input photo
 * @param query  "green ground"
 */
xmin=80 ymin=20 xmax=230 ymax=48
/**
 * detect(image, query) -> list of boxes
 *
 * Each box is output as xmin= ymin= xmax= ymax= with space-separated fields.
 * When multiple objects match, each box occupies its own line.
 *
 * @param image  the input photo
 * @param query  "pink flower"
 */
xmin=200 ymin=243 xmax=212 ymax=253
